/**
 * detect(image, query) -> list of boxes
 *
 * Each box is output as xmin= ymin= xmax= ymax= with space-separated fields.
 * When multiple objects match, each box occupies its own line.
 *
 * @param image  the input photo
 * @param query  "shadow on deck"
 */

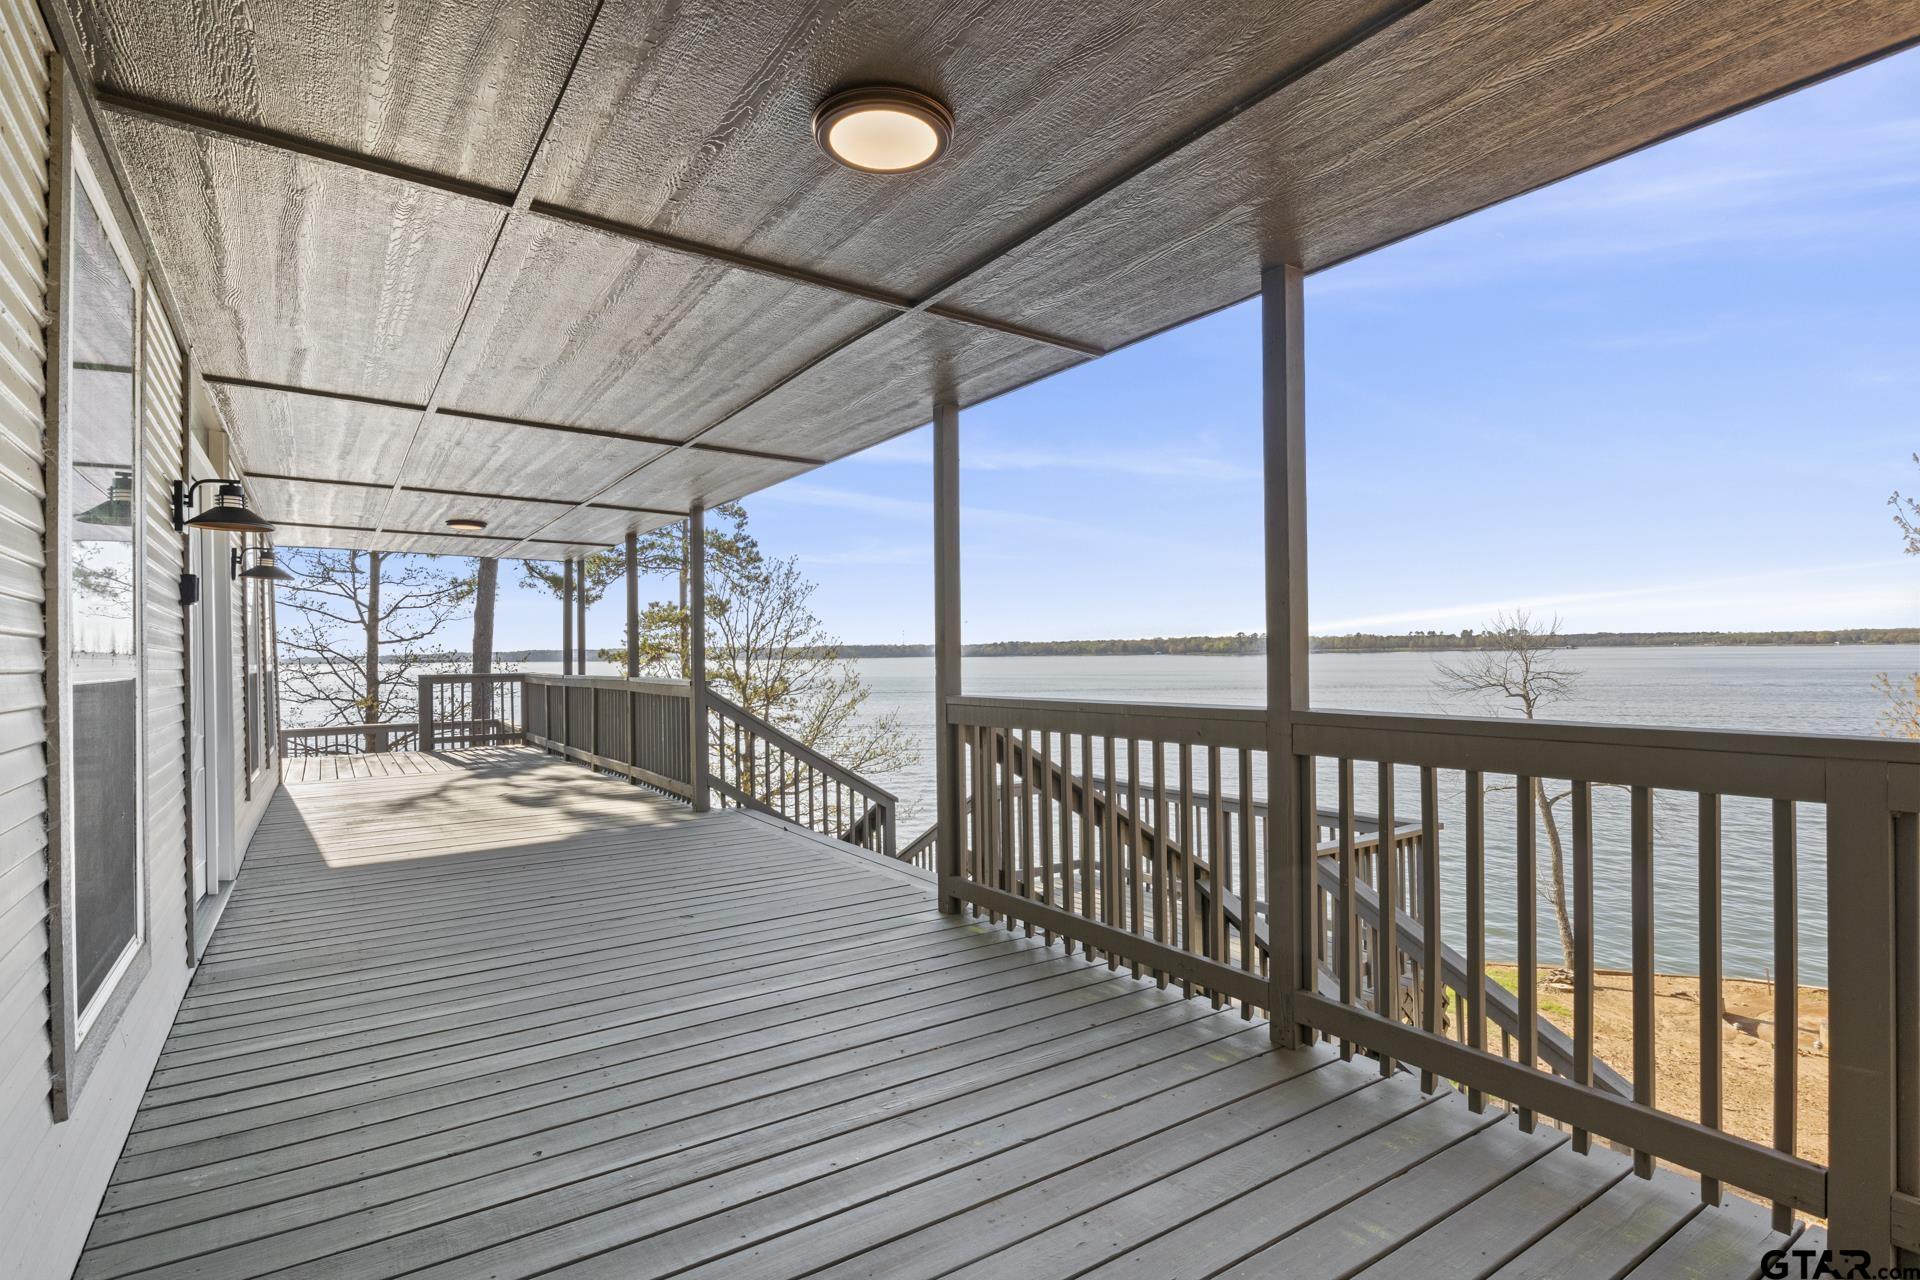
xmin=79 ymin=748 xmax=1798 ymax=1279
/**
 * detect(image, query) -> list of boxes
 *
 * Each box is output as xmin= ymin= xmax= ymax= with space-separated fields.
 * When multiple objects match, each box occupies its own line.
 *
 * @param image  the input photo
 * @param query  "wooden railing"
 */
xmin=943 ymin=693 xmax=1920 ymax=1250
xmin=706 ymin=689 xmax=898 ymax=857
xmin=522 ymin=673 xmax=695 ymax=799
xmin=418 ymin=673 xmax=525 ymax=750
xmin=278 ymin=723 xmax=420 ymax=756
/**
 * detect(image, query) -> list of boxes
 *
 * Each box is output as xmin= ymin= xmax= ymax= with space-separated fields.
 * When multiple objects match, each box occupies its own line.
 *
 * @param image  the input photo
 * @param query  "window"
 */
xmin=58 ymin=150 xmax=144 ymax=1044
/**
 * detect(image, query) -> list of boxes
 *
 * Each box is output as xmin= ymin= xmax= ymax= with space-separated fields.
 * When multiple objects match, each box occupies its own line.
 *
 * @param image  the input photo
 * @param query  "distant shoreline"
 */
xmin=409 ymin=630 xmax=1920 ymax=663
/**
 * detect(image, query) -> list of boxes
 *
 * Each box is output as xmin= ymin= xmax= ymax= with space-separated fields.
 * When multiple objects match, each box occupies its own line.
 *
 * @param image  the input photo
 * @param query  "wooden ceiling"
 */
xmin=61 ymin=0 xmax=1920 ymax=558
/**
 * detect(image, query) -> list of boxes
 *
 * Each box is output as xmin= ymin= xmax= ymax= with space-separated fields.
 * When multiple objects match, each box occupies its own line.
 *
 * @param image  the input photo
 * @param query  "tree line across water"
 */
xmin=547 ymin=627 xmax=1916 ymax=660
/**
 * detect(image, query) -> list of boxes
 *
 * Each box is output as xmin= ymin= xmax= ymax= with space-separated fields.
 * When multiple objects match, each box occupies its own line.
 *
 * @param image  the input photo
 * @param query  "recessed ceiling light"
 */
xmin=446 ymin=517 xmax=488 ymax=533
xmin=812 ymin=86 xmax=953 ymax=174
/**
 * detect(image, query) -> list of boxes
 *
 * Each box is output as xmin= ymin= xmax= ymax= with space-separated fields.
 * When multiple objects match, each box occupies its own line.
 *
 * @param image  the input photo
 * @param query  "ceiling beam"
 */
xmin=267 ymin=519 xmax=586 ymax=550
xmin=203 ymin=372 xmax=826 ymax=465
xmin=246 ymin=470 xmax=686 ymax=517
xmin=94 ymin=88 xmax=517 ymax=207
xmin=528 ymin=203 xmax=1102 ymax=357
xmin=94 ymin=90 xmax=1101 ymax=360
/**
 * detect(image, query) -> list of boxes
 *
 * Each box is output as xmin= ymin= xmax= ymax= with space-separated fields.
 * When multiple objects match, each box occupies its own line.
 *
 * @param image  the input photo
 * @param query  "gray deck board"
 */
xmin=79 ymin=747 xmax=1800 ymax=1280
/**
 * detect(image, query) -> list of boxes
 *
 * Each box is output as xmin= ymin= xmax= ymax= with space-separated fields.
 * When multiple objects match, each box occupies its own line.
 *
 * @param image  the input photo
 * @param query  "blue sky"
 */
xmin=475 ymin=48 xmax=1920 ymax=651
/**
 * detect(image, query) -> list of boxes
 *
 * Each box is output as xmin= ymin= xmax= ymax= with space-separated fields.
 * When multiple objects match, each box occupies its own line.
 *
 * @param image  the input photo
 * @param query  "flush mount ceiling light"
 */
xmin=446 ymin=517 xmax=488 ymax=533
xmin=812 ymin=86 xmax=953 ymax=173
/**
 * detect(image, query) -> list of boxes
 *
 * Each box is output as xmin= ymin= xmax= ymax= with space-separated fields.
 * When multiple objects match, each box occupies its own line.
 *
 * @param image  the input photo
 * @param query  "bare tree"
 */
xmin=276 ymin=548 xmax=472 ymax=732
xmin=625 ymin=514 xmax=916 ymax=798
xmin=1882 ymin=460 xmax=1920 ymax=737
xmin=1435 ymin=611 xmax=1581 ymax=973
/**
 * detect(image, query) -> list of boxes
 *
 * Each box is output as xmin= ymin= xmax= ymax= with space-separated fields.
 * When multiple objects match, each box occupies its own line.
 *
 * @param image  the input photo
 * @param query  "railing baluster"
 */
xmin=1044 ymin=729 xmax=1059 ymax=940
xmin=1152 ymin=739 xmax=1169 ymax=989
xmin=1239 ymin=745 xmax=1255 ymax=1017
xmin=1420 ymin=765 xmax=1440 ymax=1092
xmin=1631 ymin=783 xmax=1655 ymax=1176
xmin=1178 ymin=742 xmax=1195 ymax=996
xmin=1061 ymin=733 xmax=1077 ymax=954
xmin=1207 ymin=744 xmax=1227 ymax=1008
xmin=1516 ymin=775 xmax=1537 ymax=1130
xmin=1019 ymin=727 xmax=1034 ymax=935
xmin=1081 ymin=731 xmax=1098 ymax=961
xmin=999 ymin=729 xmax=1016 ymax=905
xmin=1129 ymin=740 xmax=1145 ymax=980
xmin=1574 ymin=780 xmax=1595 ymax=1154
xmin=1376 ymin=761 xmax=1397 ymax=1077
xmin=1772 ymin=797 xmax=1797 ymax=1230
xmin=1338 ymin=757 xmax=1357 ymax=1062
xmin=1698 ymin=791 xmax=1722 ymax=1202
xmin=1102 ymin=734 xmax=1119 ymax=970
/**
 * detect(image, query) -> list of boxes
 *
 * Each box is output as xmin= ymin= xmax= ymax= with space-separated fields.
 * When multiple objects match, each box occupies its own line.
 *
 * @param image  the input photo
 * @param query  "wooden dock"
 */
xmin=78 ymin=748 xmax=1801 ymax=1279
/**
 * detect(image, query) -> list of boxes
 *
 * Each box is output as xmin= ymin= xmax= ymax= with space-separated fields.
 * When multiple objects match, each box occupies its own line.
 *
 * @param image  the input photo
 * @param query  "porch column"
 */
xmin=561 ymin=558 xmax=574 ymax=675
xmin=933 ymin=400 xmax=963 ymax=915
xmin=625 ymin=530 xmax=639 ymax=677
xmin=1262 ymin=262 xmax=1311 ymax=1048
xmin=688 ymin=504 xmax=710 ymax=812
xmin=575 ymin=557 xmax=588 ymax=671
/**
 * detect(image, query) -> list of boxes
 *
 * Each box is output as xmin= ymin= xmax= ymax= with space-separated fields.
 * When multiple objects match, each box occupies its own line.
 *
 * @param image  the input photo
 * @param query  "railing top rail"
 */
xmin=707 ymin=688 xmax=899 ymax=804
xmin=1298 ymin=707 xmax=1920 ymax=804
xmin=949 ymin=695 xmax=1265 ymax=748
xmin=280 ymin=723 xmax=419 ymax=736
xmin=418 ymin=672 xmax=528 ymax=684
xmin=523 ymin=673 xmax=693 ymax=695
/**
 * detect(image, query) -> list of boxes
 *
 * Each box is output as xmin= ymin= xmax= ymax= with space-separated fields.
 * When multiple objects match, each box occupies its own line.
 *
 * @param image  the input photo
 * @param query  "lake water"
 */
xmin=359 ymin=646 xmax=1920 ymax=984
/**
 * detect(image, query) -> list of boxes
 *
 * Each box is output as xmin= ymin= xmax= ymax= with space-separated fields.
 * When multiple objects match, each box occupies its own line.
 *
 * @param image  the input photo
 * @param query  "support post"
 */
xmin=688 ymin=505 xmax=710 ymax=812
xmin=933 ymin=400 xmax=963 ymax=915
xmin=1826 ymin=762 xmax=1898 ymax=1260
xmin=561 ymin=558 xmax=574 ymax=676
xmin=625 ymin=530 xmax=639 ymax=678
xmin=1262 ymin=262 xmax=1310 ymax=1048
xmin=417 ymin=676 xmax=435 ymax=752
xmin=576 ymin=555 xmax=588 ymax=671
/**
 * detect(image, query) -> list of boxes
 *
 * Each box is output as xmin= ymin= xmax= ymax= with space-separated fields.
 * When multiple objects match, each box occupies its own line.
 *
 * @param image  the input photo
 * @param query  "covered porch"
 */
xmin=77 ymin=746 xmax=1798 ymax=1279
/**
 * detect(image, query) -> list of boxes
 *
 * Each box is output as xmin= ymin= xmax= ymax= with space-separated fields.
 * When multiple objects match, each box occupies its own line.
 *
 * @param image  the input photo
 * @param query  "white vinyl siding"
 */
xmin=0 ymin=10 xmax=204 ymax=1274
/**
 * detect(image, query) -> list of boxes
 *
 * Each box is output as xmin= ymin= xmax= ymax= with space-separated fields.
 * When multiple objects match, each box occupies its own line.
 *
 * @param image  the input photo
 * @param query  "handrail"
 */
xmin=706 ymin=687 xmax=898 ymax=856
xmin=706 ymin=689 xmax=899 ymax=804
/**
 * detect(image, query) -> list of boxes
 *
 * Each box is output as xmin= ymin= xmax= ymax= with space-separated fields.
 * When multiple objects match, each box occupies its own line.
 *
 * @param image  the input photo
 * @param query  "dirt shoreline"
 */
xmin=1486 ymin=964 xmax=1829 ymax=1173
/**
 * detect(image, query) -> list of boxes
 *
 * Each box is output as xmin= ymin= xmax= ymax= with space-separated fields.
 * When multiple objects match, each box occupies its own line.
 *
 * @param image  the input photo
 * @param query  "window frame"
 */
xmin=44 ymin=95 xmax=152 ymax=1121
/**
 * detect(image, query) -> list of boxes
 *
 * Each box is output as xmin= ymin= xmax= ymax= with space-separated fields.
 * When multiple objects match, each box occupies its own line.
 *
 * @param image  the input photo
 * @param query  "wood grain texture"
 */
xmin=68 ymin=0 xmax=597 ymax=193
xmin=531 ymin=503 xmax=682 ymax=551
xmin=211 ymin=383 xmax=417 ymax=486
xmin=697 ymin=310 xmax=1077 ymax=459
xmin=101 ymin=113 xmax=504 ymax=401
xmin=534 ymin=0 xmax=1390 ymax=299
xmin=439 ymin=216 xmax=894 ymax=442
xmin=943 ymin=0 xmax=1920 ymax=349
xmin=246 ymin=475 xmax=388 ymax=530
xmin=585 ymin=447 xmax=815 ymax=519
xmin=405 ymin=410 xmax=669 ymax=502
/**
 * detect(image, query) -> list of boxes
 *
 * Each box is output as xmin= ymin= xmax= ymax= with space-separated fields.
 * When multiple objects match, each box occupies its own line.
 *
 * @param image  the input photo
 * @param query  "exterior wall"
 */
xmin=139 ymin=284 xmax=187 ymax=960
xmin=0 ymin=3 xmax=268 ymax=1274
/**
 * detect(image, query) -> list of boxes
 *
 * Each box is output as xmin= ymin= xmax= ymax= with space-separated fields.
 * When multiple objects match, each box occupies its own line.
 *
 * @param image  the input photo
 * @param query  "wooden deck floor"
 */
xmin=81 ymin=748 xmax=1803 ymax=1279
